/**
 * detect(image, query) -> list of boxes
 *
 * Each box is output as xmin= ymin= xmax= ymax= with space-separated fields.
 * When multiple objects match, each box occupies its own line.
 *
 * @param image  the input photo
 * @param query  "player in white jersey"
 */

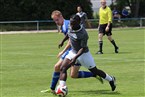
xmin=58 ymin=15 xmax=116 ymax=93
xmin=41 ymin=10 xmax=103 ymax=94
xmin=76 ymin=6 xmax=91 ymax=28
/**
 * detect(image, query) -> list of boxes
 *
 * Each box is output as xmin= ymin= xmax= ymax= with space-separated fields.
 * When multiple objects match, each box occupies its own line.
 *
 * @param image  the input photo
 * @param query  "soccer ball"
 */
xmin=55 ymin=85 xmax=68 ymax=97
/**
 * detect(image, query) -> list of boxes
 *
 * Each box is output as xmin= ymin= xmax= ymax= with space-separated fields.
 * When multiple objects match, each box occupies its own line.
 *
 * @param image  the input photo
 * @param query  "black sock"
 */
xmin=98 ymin=41 xmax=103 ymax=52
xmin=89 ymin=67 xmax=106 ymax=78
xmin=111 ymin=40 xmax=118 ymax=49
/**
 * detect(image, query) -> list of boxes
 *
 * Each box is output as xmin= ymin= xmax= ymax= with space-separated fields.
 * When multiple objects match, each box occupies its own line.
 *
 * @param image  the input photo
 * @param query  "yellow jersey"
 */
xmin=99 ymin=6 xmax=112 ymax=24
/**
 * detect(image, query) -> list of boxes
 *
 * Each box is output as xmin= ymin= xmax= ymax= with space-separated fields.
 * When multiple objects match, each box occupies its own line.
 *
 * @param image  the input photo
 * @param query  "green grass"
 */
xmin=0 ymin=28 xmax=145 ymax=97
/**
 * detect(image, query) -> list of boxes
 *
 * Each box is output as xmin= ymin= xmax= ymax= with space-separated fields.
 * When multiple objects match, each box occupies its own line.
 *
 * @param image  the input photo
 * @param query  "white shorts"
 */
xmin=65 ymin=50 xmax=96 ymax=69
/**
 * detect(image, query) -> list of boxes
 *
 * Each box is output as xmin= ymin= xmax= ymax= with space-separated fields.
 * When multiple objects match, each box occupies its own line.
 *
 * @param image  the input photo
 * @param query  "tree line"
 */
xmin=0 ymin=0 xmax=144 ymax=21
xmin=0 ymin=0 xmax=93 ymax=21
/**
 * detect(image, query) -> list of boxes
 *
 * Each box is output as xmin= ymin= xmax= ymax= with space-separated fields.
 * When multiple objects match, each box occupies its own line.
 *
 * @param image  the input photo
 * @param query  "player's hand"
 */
xmin=69 ymin=58 xmax=76 ymax=66
xmin=105 ymin=26 xmax=109 ymax=32
xmin=57 ymin=51 xmax=63 ymax=58
xmin=58 ymin=42 xmax=64 ymax=48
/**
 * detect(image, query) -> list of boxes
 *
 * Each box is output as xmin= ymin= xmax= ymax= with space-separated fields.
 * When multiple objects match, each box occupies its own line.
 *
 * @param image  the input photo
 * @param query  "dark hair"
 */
xmin=77 ymin=5 xmax=83 ymax=10
xmin=70 ymin=15 xmax=81 ymax=30
xmin=70 ymin=15 xmax=81 ymax=22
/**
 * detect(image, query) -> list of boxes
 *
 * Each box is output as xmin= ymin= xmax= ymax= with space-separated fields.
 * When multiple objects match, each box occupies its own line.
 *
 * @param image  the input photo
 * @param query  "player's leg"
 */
xmin=78 ymin=51 xmax=116 ymax=91
xmin=59 ymin=50 xmax=76 ymax=86
xmin=50 ymin=59 xmax=62 ymax=90
xmin=41 ymin=59 xmax=62 ymax=94
xmin=59 ymin=58 xmax=72 ymax=86
xmin=106 ymin=24 xmax=119 ymax=53
xmin=89 ymin=67 xmax=116 ymax=91
xmin=49 ymin=49 xmax=71 ymax=91
xmin=96 ymin=25 xmax=105 ymax=54
xmin=107 ymin=35 xmax=119 ymax=53
xmin=97 ymin=33 xmax=103 ymax=54
xmin=70 ymin=65 xmax=95 ymax=78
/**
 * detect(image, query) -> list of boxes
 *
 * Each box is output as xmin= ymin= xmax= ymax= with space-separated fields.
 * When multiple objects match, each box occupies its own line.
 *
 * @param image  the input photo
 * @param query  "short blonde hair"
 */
xmin=51 ymin=10 xmax=62 ymax=19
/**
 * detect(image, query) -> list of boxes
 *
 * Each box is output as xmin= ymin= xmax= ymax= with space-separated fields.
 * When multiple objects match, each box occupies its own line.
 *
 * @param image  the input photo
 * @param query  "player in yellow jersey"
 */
xmin=96 ymin=0 xmax=119 ymax=54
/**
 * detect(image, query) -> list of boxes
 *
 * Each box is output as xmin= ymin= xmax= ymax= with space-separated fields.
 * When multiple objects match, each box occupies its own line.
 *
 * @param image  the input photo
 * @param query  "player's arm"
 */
xmin=98 ymin=9 xmax=100 ymax=30
xmin=69 ymin=47 xmax=86 ymax=66
xmin=58 ymin=34 xmax=69 ymax=48
xmin=85 ymin=14 xmax=91 ymax=28
xmin=57 ymin=39 xmax=71 ymax=58
xmin=57 ymin=25 xmax=61 ymax=33
xmin=107 ymin=8 xmax=112 ymax=27
xmin=106 ymin=8 xmax=112 ymax=32
xmin=70 ymin=38 xmax=87 ymax=65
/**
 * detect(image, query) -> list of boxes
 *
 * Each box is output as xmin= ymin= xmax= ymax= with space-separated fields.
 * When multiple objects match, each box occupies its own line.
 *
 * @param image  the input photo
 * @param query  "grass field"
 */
xmin=0 ymin=28 xmax=145 ymax=97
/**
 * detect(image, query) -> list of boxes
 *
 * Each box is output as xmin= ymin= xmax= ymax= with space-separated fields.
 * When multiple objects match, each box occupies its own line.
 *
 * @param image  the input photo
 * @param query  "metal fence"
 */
xmin=0 ymin=18 xmax=145 ymax=32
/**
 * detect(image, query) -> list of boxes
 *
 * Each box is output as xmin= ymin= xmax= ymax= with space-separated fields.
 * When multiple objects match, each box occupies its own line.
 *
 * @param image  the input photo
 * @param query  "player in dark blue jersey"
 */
xmin=41 ymin=10 xmax=103 ymax=94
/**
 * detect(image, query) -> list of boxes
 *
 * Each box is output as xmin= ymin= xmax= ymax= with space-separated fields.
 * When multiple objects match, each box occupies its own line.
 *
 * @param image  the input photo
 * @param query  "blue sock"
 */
xmin=50 ymin=72 xmax=60 ymax=90
xmin=78 ymin=71 xmax=94 ymax=78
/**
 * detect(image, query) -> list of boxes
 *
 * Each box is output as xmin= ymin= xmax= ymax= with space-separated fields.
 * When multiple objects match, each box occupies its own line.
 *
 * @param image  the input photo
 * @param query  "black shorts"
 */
xmin=99 ymin=23 xmax=112 ymax=36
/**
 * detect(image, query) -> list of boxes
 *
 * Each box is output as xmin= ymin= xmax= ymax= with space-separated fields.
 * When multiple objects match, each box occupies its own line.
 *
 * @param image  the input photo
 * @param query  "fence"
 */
xmin=0 ymin=18 xmax=145 ymax=32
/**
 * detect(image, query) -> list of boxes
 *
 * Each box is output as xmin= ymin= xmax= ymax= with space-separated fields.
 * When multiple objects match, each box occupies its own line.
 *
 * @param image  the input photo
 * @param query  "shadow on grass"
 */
xmin=71 ymin=89 xmax=121 ymax=95
xmin=104 ymin=51 xmax=133 ymax=55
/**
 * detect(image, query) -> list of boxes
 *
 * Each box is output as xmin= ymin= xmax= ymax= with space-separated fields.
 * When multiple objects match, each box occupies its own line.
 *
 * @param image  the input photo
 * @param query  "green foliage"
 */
xmin=1 ymin=28 xmax=145 ymax=97
xmin=112 ymin=0 xmax=145 ymax=17
xmin=0 ymin=0 xmax=93 ymax=21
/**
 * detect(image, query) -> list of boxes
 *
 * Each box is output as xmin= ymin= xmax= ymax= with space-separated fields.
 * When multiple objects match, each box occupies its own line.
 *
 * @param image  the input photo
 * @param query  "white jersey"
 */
xmin=76 ymin=12 xmax=87 ymax=27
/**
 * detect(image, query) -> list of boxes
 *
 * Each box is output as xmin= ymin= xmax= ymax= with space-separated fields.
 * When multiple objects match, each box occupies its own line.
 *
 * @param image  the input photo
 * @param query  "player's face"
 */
xmin=101 ymin=1 xmax=106 ymax=8
xmin=53 ymin=15 xmax=63 ymax=26
xmin=77 ymin=7 xmax=82 ymax=12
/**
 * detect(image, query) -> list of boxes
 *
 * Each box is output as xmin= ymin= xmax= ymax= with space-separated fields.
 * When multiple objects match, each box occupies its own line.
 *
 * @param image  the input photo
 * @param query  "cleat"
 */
xmin=109 ymin=76 xmax=116 ymax=91
xmin=41 ymin=88 xmax=56 ymax=95
xmin=115 ymin=47 xmax=119 ymax=53
xmin=96 ymin=51 xmax=103 ymax=54
xmin=96 ymin=76 xmax=104 ymax=84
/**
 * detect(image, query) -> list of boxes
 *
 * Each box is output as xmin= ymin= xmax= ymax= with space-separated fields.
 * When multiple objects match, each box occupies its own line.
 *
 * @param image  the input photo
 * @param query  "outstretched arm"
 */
xmin=58 ymin=34 xmax=69 ymax=48
xmin=57 ymin=39 xmax=71 ymax=58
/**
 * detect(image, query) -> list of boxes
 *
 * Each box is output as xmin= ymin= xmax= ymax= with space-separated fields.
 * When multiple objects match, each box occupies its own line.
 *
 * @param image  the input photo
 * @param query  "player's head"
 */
xmin=77 ymin=6 xmax=82 ymax=12
xmin=51 ymin=10 xmax=64 ymax=26
xmin=70 ymin=15 xmax=81 ymax=30
xmin=100 ymin=0 xmax=106 ymax=8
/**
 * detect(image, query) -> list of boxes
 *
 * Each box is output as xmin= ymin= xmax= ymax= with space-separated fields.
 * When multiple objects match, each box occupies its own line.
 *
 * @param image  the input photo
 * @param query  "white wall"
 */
xmin=91 ymin=0 xmax=112 ymax=12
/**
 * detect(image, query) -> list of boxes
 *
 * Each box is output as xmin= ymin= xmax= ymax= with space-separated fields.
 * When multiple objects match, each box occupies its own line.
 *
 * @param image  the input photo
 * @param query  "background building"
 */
xmin=91 ymin=0 xmax=112 ymax=12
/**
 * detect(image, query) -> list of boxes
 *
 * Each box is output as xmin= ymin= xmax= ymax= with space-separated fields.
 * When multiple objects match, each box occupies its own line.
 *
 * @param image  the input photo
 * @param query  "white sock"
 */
xmin=59 ymin=80 xmax=66 ymax=86
xmin=104 ymin=74 xmax=112 ymax=81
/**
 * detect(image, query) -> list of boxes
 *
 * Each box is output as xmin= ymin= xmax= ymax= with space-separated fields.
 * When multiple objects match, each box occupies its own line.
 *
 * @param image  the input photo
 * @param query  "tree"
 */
xmin=0 ymin=0 xmax=93 ymax=21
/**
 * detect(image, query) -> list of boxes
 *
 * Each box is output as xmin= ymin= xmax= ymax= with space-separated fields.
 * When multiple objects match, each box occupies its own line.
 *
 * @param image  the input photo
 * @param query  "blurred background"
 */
xmin=0 ymin=0 xmax=145 ymax=32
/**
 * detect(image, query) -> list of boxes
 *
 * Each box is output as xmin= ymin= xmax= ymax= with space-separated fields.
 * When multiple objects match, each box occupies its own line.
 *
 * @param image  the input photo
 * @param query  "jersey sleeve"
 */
xmin=108 ymin=7 xmax=112 ymax=22
xmin=84 ymin=13 xmax=88 ymax=20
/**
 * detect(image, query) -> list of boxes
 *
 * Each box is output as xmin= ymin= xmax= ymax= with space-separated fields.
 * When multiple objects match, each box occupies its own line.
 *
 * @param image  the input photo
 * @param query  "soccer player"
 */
xmin=76 ymin=6 xmax=91 ymax=28
xmin=58 ymin=15 xmax=116 ymax=92
xmin=41 ymin=10 xmax=103 ymax=94
xmin=96 ymin=0 xmax=119 ymax=54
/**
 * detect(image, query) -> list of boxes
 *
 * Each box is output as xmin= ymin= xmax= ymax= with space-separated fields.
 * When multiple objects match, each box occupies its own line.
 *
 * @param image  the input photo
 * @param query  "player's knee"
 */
xmin=107 ymin=36 xmax=112 ymax=41
xmin=89 ymin=67 xmax=99 ymax=75
xmin=60 ymin=66 xmax=67 ymax=73
xmin=98 ymin=34 xmax=103 ymax=40
xmin=70 ymin=73 xmax=78 ymax=78
xmin=54 ymin=64 xmax=60 ymax=71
